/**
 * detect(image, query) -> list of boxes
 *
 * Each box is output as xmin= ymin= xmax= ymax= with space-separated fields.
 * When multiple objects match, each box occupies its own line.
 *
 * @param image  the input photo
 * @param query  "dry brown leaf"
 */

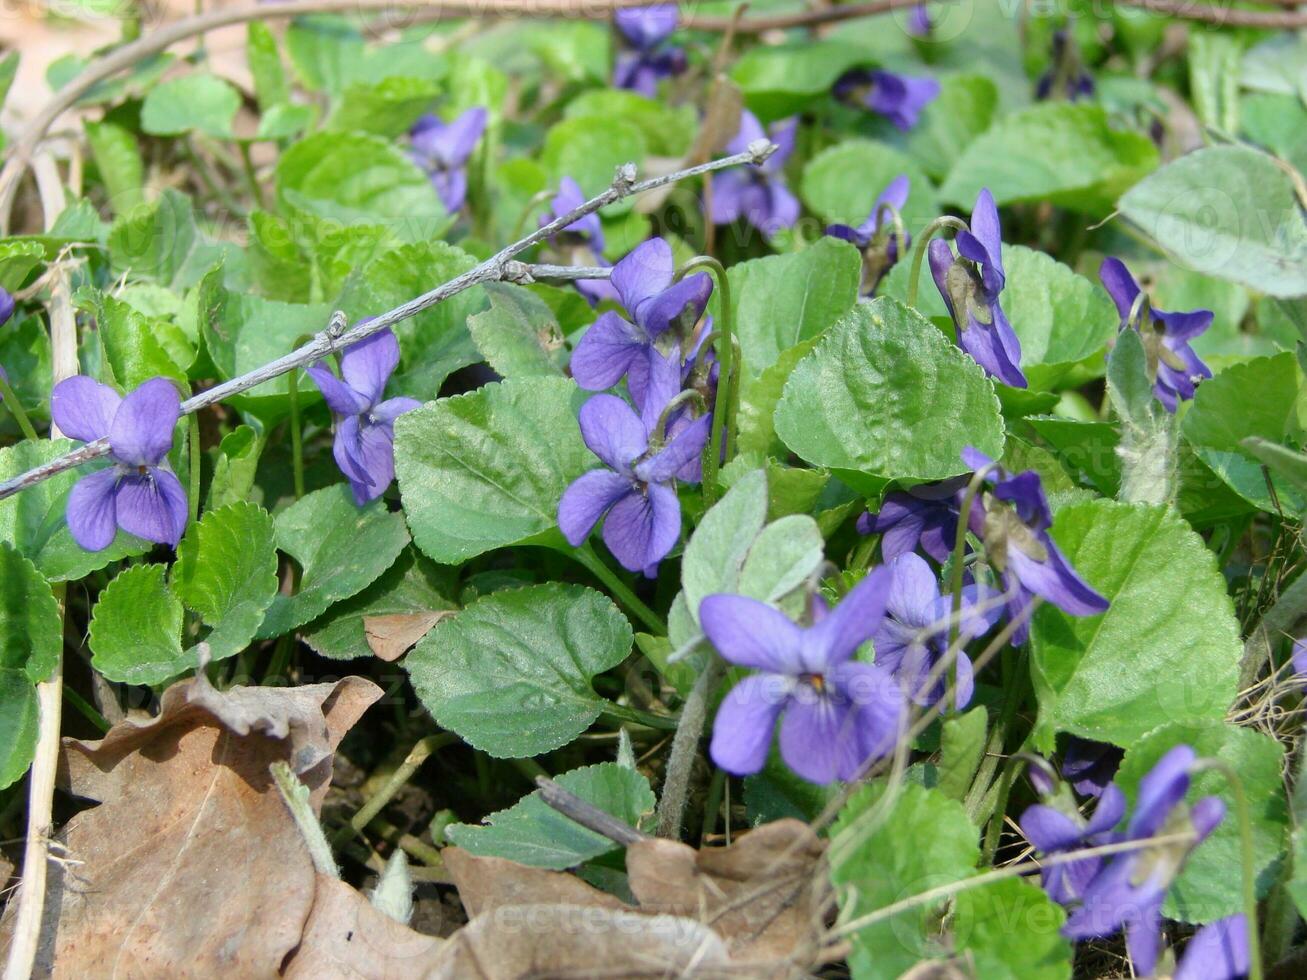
xmin=282 ymin=875 xmax=443 ymax=980
xmin=626 ymin=818 xmax=827 ymax=965
xmin=363 ymin=612 xmax=449 ymax=662
xmin=0 ymin=673 xmax=380 ymax=977
xmin=442 ymin=847 xmax=625 ymax=918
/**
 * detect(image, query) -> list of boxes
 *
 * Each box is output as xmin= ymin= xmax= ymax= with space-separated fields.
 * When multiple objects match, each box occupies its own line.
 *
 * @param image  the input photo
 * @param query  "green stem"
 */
xmin=699 ymin=765 xmax=726 ymax=846
xmin=63 ymin=686 xmax=110 ymax=734
xmin=187 ymin=413 xmax=201 ymax=529
xmin=947 ymin=462 xmax=995 ymax=710
xmin=238 ymin=141 xmax=266 ymax=210
xmin=676 ymin=256 xmax=734 ymax=505
xmin=905 ymin=215 xmax=971 ymax=310
xmin=265 ymin=633 xmax=294 ymax=682
xmin=600 ymin=700 xmax=678 ymax=731
xmin=333 ymin=732 xmax=457 ymax=846
xmin=287 ymin=367 xmax=305 ymax=500
xmin=1196 ymin=758 xmax=1263 ymax=980
xmin=656 ymin=654 xmax=727 ymax=838
xmin=0 ymin=374 xmax=37 ymax=441
xmin=569 ymin=542 xmax=666 ymax=634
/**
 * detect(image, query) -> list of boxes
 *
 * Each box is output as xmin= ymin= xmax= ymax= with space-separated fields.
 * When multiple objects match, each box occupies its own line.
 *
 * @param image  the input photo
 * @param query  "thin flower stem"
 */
xmin=63 ymin=684 xmax=110 ymax=734
xmin=676 ymin=256 xmax=734 ymax=505
xmin=598 ymin=700 xmax=679 ymax=731
xmin=287 ymin=368 xmax=305 ymax=500
xmin=333 ymin=732 xmax=459 ymax=846
xmin=187 ymin=414 xmax=201 ymax=529
xmin=1194 ymin=758 xmax=1263 ymax=980
xmin=655 ymin=654 xmax=727 ymax=838
xmin=905 ymin=215 xmax=971 ymax=310
xmin=0 ymin=374 xmax=37 ymax=441
xmin=946 ymin=462 xmax=995 ymax=710
xmin=238 ymin=141 xmax=266 ymax=210
xmin=568 ymin=542 xmax=666 ymax=634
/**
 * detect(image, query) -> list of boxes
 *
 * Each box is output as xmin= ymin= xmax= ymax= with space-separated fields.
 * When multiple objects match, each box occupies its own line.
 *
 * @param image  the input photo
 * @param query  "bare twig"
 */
xmin=0 ymin=144 xmax=775 ymax=503
xmin=535 ymin=776 xmax=649 ymax=846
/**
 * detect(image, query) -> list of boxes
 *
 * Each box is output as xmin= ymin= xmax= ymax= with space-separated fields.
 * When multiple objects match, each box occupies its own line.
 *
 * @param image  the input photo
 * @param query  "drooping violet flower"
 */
xmin=613 ymin=5 xmax=686 ymax=97
xmin=834 ymin=69 xmax=940 ymax=131
xmin=1174 ymin=915 xmax=1250 ymax=980
xmin=0 ymin=286 xmax=14 ymax=384
xmin=306 ymin=328 xmax=421 ymax=506
xmin=907 ymin=4 xmax=933 ymax=35
xmin=1062 ymin=737 xmax=1124 ymax=799
xmin=1020 ymin=779 xmax=1126 ymax=905
xmin=1100 ymin=257 xmax=1213 ymax=412
xmin=871 ymin=553 xmax=1001 ymax=709
xmin=409 ymin=107 xmax=487 ymax=213
xmin=929 ymin=189 xmax=1027 ymax=388
xmin=539 ymin=176 xmax=618 ymax=307
xmin=1292 ymin=636 xmax=1307 ymax=678
xmin=705 ymin=568 xmax=905 ymax=784
xmin=708 ymin=111 xmax=800 ymax=236
xmin=857 ymin=475 xmax=966 ymax=565
xmin=826 ymin=175 xmax=911 ymax=293
xmin=962 ymin=447 xmax=1109 ymax=643
xmin=51 ymin=376 xmax=186 ymax=551
xmin=558 ymin=390 xmax=710 ymax=574
xmin=1035 ymin=29 xmax=1095 ymax=102
xmin=569 ymin=237 xmax=712 ymax=404
xmin=1062 ymin=745 xmax=1225 ymax=976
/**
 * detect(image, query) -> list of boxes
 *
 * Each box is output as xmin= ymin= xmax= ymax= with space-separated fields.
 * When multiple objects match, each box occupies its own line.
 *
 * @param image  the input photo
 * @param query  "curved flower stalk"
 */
xmin=1100 ymin=257 xmax=1213 ymax=412
xmin=708 ymin=111 xmax=800 ymax=237
xmin=306 ymin=327 xmax=420 ymax=505
xmin=857 ymin=474 xmax=966 ymax=565
xmin=871 ymin=553 xmax=1001 ymax=709
xmin=928 ymin=189 xmax=1027 ymax=388
xmin=826 ymin=174 xmax=910 ymax=294
xmin=613 ymin=4 xmax=686 ymax=96
xmin=51 ymin=376 xmax=187 ymax=551
xmin=834 ymin=68 xmax=940 ymax=131
xmin=558 ymin=386 xmax=710 ymax=574
xmin=409 ymin=106 xmax=487 ymax=213
xmin=704 ymin=568 xmax=905 ymax=784
xmin=962 ymin=447 xmax=1109 ymax=643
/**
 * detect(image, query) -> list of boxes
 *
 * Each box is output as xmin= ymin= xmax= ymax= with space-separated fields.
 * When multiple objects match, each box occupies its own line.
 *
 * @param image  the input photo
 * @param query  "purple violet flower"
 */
xmin=708 ymin=111 xmax=800 ymax=236
xmin=1035 ymin=29 xmax=1095 ymax=102
xmin=1062 ymin=745 xmax=1225 ymax=976
xmin=1020 ymin=781 xmax=1126 ymax=905
xmin=1175 ymin=915 xmax=1250 ymax=980
xmin=540 ymin=176 xmax=619 ymax=307
xmin=826 ymin=175 xmax=911 ymax=293
xmin=1100 ymin=257 xmax=1213 ymax=413
xmin=0 ymin=286 xmax=14 ymax=384
xmin=962 ymin=447 xmax=1109 ymax=643
xmin=51 ymin=376 xmax=187 ymax=551
xmin=409 ymin=107 xmax=487 ymax=213
xmin=705 ymin=567 xmax=905 ymax=784
xmin=557 ymin=388 xmax=710 ymax=574
xmin=907 ymin=4 xmax=933 ymax=35
xmin=929 ymin=189 xmax=1027 ymax=388
xmin=306 ymin=328 xmax=421 ymax=506
xmin=1062 ymin=737 xmax=1125 ymax=799
xmin=569 ymin=238 xmax=712 ymax=406
xmin=857 ymin=475 xmax=966 ymax=565
xmin=871 ymin=553 xmax=1001 ymax=709
xmin=834 ymin=69 xmax=940 ymax=131
xmin=613 ymin=5 xmax=686 ymax=97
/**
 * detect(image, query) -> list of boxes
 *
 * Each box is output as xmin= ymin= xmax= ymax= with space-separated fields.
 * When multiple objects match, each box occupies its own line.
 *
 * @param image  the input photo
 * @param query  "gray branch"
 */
xmin=0 ymin=142 xmax=775 ymax=502
xmin=534 ymin=776 xmax=648 ymax=846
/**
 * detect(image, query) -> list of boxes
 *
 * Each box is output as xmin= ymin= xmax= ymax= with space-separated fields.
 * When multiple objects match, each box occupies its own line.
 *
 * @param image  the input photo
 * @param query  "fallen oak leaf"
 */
xmin=442 ymin=847 xmax=625 ymax=918
xmin=362 ymin=611 xmax=450 ymax=662
xmin=0 ymin=669 xmax=380 ymax=977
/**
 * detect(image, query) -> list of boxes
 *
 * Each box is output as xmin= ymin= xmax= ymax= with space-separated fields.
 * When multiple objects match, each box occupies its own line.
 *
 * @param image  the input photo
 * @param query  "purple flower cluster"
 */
xmin=826 ymin=174 xmax=911 ymax=294
xmin=834 ymin=69 xmax=940 ymax=131
xmin=613 ymin=5 xmax=686 ymax=97
xmin=709 ymin=110 xmax=800 ymax=237
xmin=306 ymin=327 xmax=420 ymax=505
xmin=929 ymin=189 xmax=1026 ymax=388
xmin=1022 ymin=745 xmax=1243 ymax=979
xmin=558 ymin=238 xmax=715 ymax=573
xmin=409 ymin=107 xmax=487 ymax=213
xmin=1100 ymin=257 xmax=1213 ymax=412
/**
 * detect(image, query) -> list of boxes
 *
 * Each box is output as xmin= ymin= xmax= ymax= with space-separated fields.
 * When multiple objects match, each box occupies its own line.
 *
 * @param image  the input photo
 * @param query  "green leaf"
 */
xmin=173 ymin=502 xmax=279 ymax=662
xmin=0 ymin=239 xmax=46 ymax=291
xmin=206 ymin=425 xmax=262 ymax=511
xmin=540 ymin=116 xmax=646 ymax=217
xmin=938 ymin=706 xmax=988 ymax=803
xmin=736 ymin=336 xmax=821 ymax=457
xmin=1242 ymin=436 xmax=1307 ymax=497
xmin=84 ymin=120 xmax=144 ymax=216
xmin=717 ymin=237 xmax=863 ymax=376
xmin=255 ymin=103 xmax=314 ymax=142
xmin=775 ymin=297 xmax=1005 ymax=485
xmin=0 ymin=669 xmax=38 ymax=790
xmin=1119 ymin=146 xmax=1307 ymax=298
xmin=302 ymin=549 xmax=456 ymax=660
xmin=394 ymin=376 xmax=591 ymax=564
xmin=405 ymin=583 xmax=633 ymax=757
xmin=831 ymin=781 xmax=980 ymax=979
xmin=744 ymin=750 xmax=837 ymax=824
xmin=1183 ymin=351 xmax=1301 ymax=453
xmin=731 ymin=40 xmax=870 ymax=120
xmin=446 ymin=762 xmax=654 ymax=868
xmin=0 ymin=313 xmax=51 ymax=416
xmin=256 ymin=485 xmax=410 ymax=640
xmin=1189 ymin=33 xmax=1241 ymax=136
xmin=1030 ymin=500 xmax=1241 ymax=749
xmin=108 ymin=189 xmax=233 ymax=290
xmin=88 ymin=564 xmax=186 ymax=684
xmin=0 ymin=439 xmax=147 ymax=581
xmin=141 ymin=73 xmax=241 ymax=139
xmin=903 ymin=74 xmax=1000 ymax=182
xmin=681 ymin=469 xmax=768 ymax=619
xmin=563 ymin=89 xmax=697 ymax=157
xmin=0 ymin=543 xmax=62 ymax=684
xmin=247 ymin=22 xmax=290 ymax=110
xmin=1106 ymin=325 xmax=1157 ymax=428
xmin=77 ymin=288 xmax=192 ymax=388
xmin=466 ymin=283 xmax=566 ymax=379
xmin=326 ymin=76 xmax=442 ymax=137
xmin=800 ymin=140 xmax=939 ymax=237
xmin=736 ymin=514 xmax=824 ymax=604
xmin=1117 ymin=721 xmax=1288 ymax=922
xmin=940 ymin=103 xmax=1158 ymax=215
xmin=952 ymin=878 xmax=1071 ymax=980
